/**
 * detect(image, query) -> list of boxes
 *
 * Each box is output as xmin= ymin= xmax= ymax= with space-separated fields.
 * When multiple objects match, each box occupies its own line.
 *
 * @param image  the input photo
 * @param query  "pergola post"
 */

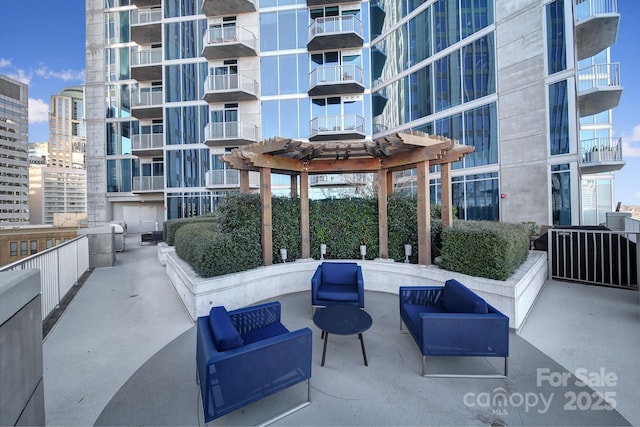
xmin=440 ymin=162 xmax=453 ymax=229
xmin=416 ymin=161 xmax=431 ymax=265
xmin=300 ymin=171 xmax=310 ymax=259
xmin=378 ymin=169 xmax=389 ymax=259
xmin=386 ymin=170 xmax=394 ymax=195
xmin=260 ymin=168 xmax=273 ymax=266
xmin=239 ymin=170 xmax=250 ymax=193
xmin=290 ymin=175 xmax=298 ymax=198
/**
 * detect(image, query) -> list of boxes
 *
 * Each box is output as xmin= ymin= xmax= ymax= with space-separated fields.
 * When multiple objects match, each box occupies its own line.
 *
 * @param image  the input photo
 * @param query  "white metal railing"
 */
xmin=549 ymin=228 xmax=638 ymax=289
xmin=310 ymin=114 xmax=365 ymax=137
xmin=206 ymin=169 xmax=239 ymax=186
xmin=133 ymin=176 xmax=164 ymax=192
xmin=131 ymin=48 xmax=163 ymax=66
xmin=204 ymin=73 xmax=258 ymax=95
xmin=204 ymin=122 xmax=258 ymax=142
xmin=131 ymin=8 xmax=162 ymax=25
xmin=132 ymin=88 xmax=163 ymax=107
xmin=132 ymin=133 xmax=163 ymax=150
xmin=309 ymin=64 xmax=364 ymax=88
xmin=203 ymin=26 xmax=257 ymax=50
xmin=580 ymin=137 xmax=623 ymax=163
xmin=578 ymin=63 xmax=621 ymax=92
xmin=309 ymin=15 xmax=364 ymax=39
xmin=574 ymin=0 xmax=617 ymax=21
xmin=0 ymin=235 xmax=90 ymax=319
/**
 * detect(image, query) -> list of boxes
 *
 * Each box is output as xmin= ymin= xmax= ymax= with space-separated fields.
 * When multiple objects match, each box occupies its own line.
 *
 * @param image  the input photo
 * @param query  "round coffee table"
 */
xmin=313 ymin=305 xmax=373 ymax=367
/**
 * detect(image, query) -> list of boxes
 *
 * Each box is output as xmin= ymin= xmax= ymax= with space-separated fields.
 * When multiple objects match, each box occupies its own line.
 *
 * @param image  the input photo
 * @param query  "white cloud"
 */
xmin=35 ymin=65 xmax=85 ymax=82
xmin=5 ymin=69 xmax=31 ymax=84
xmin=28 ymin=98 xmax=49 ymax=124
xmin=621 ymin=124 xmax=640 ymax=157
xmin=0 ymin=58 xmax=11 ymax=68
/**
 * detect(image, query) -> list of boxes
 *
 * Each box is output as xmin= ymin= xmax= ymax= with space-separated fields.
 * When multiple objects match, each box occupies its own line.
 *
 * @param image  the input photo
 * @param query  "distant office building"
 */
xmin=29 ymin=166 xmax=87 ymax=225
xmin=49 ymin=85 xmax=86 ymax=169
xmin=0 ymin=225 xmax=77 ymax=267
xmin=86 ymin=0 xmax=624 ymax=228
xmin=29 ymin=142 xmax=49 ymax=165
xmin=0 ymin=74 xmax=29 ymax=224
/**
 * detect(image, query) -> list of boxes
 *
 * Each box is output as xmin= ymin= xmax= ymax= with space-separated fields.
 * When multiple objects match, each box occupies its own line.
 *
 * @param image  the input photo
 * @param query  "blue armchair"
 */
xmin=311 ymin=262 xmax=365 ymax=308
xmin=196 ymin=302 xmax=312 ymax=423
xmin=399 ymin=279 xmax=509 ymax=377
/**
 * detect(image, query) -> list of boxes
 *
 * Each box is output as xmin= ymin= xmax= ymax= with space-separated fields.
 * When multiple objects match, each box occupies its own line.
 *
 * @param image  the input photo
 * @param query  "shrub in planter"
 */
xmin=164 ymin=214 xmax=216 ymax=246
xmin=440 ymin=220 xmax=530 ymax=280
xmin=174 ymin=222 xmax=218 ymax=268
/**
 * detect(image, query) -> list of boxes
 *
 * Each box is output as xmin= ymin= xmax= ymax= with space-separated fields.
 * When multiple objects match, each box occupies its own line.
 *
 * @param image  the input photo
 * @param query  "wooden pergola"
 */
xmin=222 ymin=131 xmax=474 ymax=266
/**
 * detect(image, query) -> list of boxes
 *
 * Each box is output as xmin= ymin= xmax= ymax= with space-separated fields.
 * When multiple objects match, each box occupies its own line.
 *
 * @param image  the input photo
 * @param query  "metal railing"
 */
xmin=0 ymin=235 xmax=90 ymax=319
xmin=131 ymin=8 xmax=162 ymax=25
xmin=309 ymin=64 xmax=364 ymax=87
xmin=131 ymin=48 xmax=162 ymax=66
xmin=309 ymin=15 xmax=363 ymax=39
xmin=549 ymin=228 xmax=638 ymax=289
xmin=310 ymin=114 xmax=365 ymax=137
xmin=580 ymin=137 xmax=623 ymax=163
xmin=133 ymin=176 xmax=164 ymax=192
xmin=203 ymin=26 xmax=257 ymax=49
xmin=204 ymin=122 xmax=258 ymax=142
xmin=132 ymin=133 xmax=163 ymax=151
xmin=204 ymin=73 xmax=258 ymax=95
xmin=577 ymin=63 xmax=621 ymax=92
xmin=132 ymin=88 xmax=163 ymax=107
xmin=575 ymin=0 xmax=617 ymax=22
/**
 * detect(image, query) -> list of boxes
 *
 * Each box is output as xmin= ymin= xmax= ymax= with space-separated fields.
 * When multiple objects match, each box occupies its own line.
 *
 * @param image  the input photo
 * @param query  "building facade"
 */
xmin=49 ymin=85 xmax=87 ymax=169
xmin=29 ymin=167 xmax=87 ymax=225
xmin=0 ymin=74 xmax=30 ymax=224
xmin=0 ymin=225 xmax=78 ymax=267
xmin=85 ymin=0 xmax=623 ymax=229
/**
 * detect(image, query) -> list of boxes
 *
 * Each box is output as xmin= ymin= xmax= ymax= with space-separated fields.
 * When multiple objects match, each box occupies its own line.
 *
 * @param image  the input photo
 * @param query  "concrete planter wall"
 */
xmin=164 ymin=250 xmax=547 ymax=330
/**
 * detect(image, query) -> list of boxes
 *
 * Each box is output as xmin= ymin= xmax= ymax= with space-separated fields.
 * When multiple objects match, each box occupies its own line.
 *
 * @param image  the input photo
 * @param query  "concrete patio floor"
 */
xmin=43 ymin=234 xmax=639 ymax=426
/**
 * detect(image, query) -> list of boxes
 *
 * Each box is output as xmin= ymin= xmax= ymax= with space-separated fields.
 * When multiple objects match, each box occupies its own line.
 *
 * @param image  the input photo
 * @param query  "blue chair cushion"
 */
xmin=402 ymin=303 xmax=446 ymax=333
xmin=316 ymin=284 xmax=359 ymax=302
xmin=208 ymin=306 xmax=244 ymax=351
xmin=241 ymin=321 xmax=289 ymax=345
xmin=441 ymin=279 xmax=488 ymax=314
xmin=321 ymin=263 xmax=358 ymax=286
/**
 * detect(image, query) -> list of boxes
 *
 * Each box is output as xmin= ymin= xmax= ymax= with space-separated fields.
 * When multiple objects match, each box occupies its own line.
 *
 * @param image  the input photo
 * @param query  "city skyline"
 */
xmin=0 ymin=0 xmax=638 ymax=205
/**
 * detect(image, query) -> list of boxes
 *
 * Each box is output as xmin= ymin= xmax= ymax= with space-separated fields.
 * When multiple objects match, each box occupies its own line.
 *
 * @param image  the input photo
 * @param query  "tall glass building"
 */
xmin=86 ymin=0 xmax=623 ymax=229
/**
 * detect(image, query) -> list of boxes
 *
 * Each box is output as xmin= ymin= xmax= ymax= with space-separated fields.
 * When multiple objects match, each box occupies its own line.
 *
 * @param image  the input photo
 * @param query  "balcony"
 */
xmin=579 ymin=137 xmax=625 ymax=174
xmin=307 ymin=16 xmax=364 ymax=52
xmin=131 ymin=0 xmax=160 ymax=7
xmin=202 ymin=26 xmax=257 ymax=60
xmin=308 ymin=64 xmax=365 ymax=96
xmin=203 ymin=122 xmax=258 ymax=146
xmin=130 ymin=48 xmax=162 ymax=82
xmin=309 ymin=115 xmax=365 ymax=141
xmin=574 ymin=0 xmax=620 ymax=61
xmin=201 ymin=0 xmax=255 ymax=16
xmin=203 ymin=73 xmax=258 ymax=103
xmin=132 ymin=176 xmax=164 ymax=193
xmin=130 ymin=8 xmax=162 ymax=45
xmin=577 ymin=63 xmax=622 ymax=117
xmin=205 ymin=169 xmax=259 ymax=189
xmin=131 ymin=88 xmax=163 ymax=120
xmin=132 ymin=133 xmax=164 ymax=157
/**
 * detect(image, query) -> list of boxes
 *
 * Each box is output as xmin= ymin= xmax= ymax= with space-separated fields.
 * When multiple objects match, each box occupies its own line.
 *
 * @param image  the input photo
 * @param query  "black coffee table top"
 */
xmin=313 ymin=305 xmax=372 ymax=335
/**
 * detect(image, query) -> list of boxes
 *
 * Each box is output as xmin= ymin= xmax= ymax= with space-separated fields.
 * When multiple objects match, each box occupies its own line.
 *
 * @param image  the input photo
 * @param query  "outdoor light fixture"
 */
xmin=280 ymin=248 xmax=287 ymax=263
xmin=320 ymin=244 xmax=327 ymax=260
xmin=404 ymin=244 xmax=412 ymax=263
xmin=360 ymin=244 xmax=367 ymax=260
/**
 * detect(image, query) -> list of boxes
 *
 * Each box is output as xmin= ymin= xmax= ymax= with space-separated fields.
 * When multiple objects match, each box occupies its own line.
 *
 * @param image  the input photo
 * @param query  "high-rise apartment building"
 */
xmin=49 ymin=85 xmax=87 ymax=169
xmin=29 ymin=167 xmax=87 ymax=225
xmin=0 ymin=74 xmax=29 ymax=224
xmin=86 ymin=0 xmax=624 ymax=229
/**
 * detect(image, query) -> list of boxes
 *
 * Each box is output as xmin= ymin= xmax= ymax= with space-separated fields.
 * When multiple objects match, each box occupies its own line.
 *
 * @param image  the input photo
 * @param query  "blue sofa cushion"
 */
xmin=441 ymin=279 xmax=488 ymax=314
xmin=317 ymin=284 xmax=359 ymax=302
xmin=208 ymin=306 xmax=244 ymax=351
xmin=402 ymin=303 xmax=446 ymax=334
xmin=321 ymin=263 xmax=358 ymax=286
xmin=241 ymin=322 xmax=289 ymax=345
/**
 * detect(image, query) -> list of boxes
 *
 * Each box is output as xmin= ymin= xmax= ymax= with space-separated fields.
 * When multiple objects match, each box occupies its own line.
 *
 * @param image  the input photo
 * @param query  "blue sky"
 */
xmin=0 ymin=1 xmax=638 ymax=204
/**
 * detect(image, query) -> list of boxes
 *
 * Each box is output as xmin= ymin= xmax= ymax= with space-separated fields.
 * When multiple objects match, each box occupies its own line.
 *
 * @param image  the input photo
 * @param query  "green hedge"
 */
xmin=440 ymin=220 xmax=530 ymax=280
xmin=164 ymin=214 xmax=216 ymax=246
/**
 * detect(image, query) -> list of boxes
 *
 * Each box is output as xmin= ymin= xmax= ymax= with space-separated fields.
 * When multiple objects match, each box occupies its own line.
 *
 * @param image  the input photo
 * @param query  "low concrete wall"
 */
xmin=0 ymin=269 xmax=45 ymax=426
xmin=165 ymin=251 xmax=547 ymax=330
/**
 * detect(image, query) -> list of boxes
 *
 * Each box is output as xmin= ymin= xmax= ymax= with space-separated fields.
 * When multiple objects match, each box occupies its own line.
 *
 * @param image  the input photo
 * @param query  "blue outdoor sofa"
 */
xmin=399 ymin=279 xmax=509 ymax=377
xmin=196 ymin=301 xmax=312 ymax=423
xmin=311 ymin=262 xmax=365 ymax=308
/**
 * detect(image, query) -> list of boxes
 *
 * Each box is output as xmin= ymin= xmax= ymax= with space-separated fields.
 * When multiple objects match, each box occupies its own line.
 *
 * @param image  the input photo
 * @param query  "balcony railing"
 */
xmin=0 ymin=235 xmax=90 ymax=319
xmin=309 ymin=64 xmax=365 ymax=95
xmin=131 ymin=48 xmax=162 ymax=66
xmin=580 ymin=137 xmax=623 ymax=163
xmin=203 ymin=74 xmax=258 ymax=102
xmin=206 ymin=169 xmax=239 ymax=187
xmin=204 ymin=122 xmax=258 ymax=144
xmin=132 ymin=88 xmax=163 ymax=107
xmin=574 ymin=0 xmax=617 ymax=22
xmin=133 ymin=176 xmax=164 ymax=192
xmin=309 ymin=15 xmax=363 ymax=39
xmin=131 ymin=8 xmax=162 ymax=25
xmin=202 ymin=26 xmax=257 ymax=59
xmin=310 ymin=115 xmax=365 ymax=140
xmin=132 ymin=133 xmax=163 ymax=151
xmin=578 ymin=63 xmax=620 ymax=92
